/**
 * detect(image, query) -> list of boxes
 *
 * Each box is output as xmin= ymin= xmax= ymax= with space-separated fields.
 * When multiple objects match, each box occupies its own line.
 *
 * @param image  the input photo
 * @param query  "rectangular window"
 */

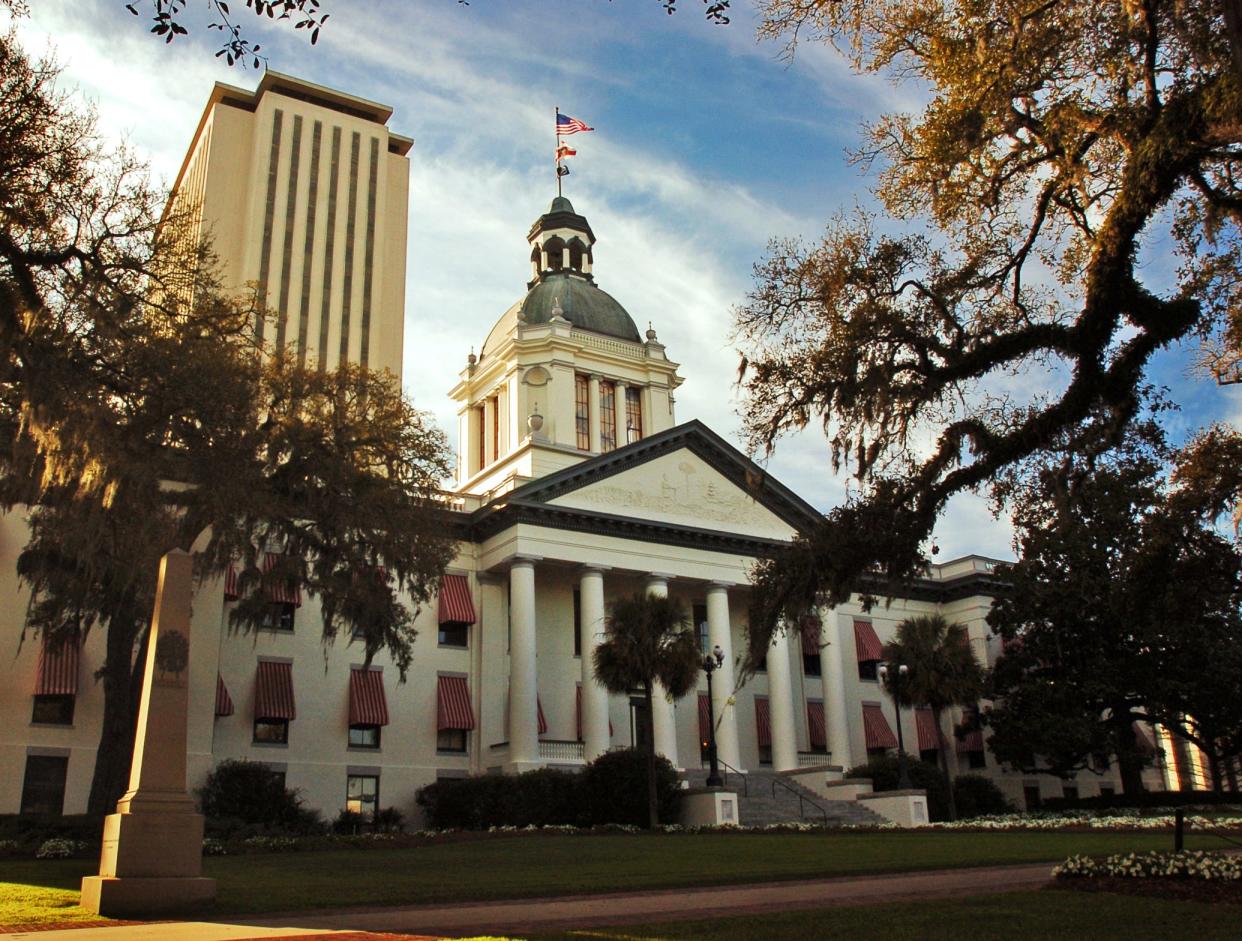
xmin=346 ymin=774 xmax=379 ymax=815
xmin=20 ymin=755 xmax=68 ymax=816
xmin=1023 ymin=785 xmax=1042 ymax=810
xmin=31 ymin=694 xmax=74 ymax=726
xmin=491 ymin=395 xmax=500 ymax=462
xmin=858 ymin=659 xmax=879 ymax=681
xmin=349 ymin=725 xmax=381 ymax=748
xmin=1062 ymin=784 xmax=1079 ymax=801
xmin=437 ymin=729 xmax=468 ymax=753
xmin=573 ymin=590 xmax=582 ymax=658
xmin=254 ymin=718 xmax=289 ymax=744
xmin=625 ymin=387 xmax=642 ymax=444
xmin=438 ymin=622 xmax=468 ymax=647
xmin=476 ymin=404 xmax=486 ymax=472
xmin=803 ymin=653 xmax=822 ymax=677
xmin=264 ymin=602 xmax=296 ymax=632
xmin=1099 ymin=784 xmax=1115 ymax=797
xmin=599 ymin=381 xmax=616 ymax=451
xmin=694 ymin=603 xmax=709 ymax=654
xmin=575 ymin=374 xmax=590 ymax=450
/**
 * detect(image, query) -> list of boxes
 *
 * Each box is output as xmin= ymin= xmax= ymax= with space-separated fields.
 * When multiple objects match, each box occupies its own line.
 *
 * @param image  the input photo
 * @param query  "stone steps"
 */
xmin=682 ymin=768 xmax=885 ymax=828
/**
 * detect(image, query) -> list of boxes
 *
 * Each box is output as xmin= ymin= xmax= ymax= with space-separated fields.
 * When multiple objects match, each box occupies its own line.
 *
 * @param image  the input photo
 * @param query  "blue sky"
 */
xmin=14 ymin=0 xmax=1240 ymax=561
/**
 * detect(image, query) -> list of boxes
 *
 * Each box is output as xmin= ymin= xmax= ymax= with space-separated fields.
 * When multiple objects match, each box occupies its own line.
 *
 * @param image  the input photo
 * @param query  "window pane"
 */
xmin=574 ymin=374 xmax=590 ymax=450
xmin=625 ymin=387 xmax=642 ymax=443
xmin=438 ymin=622 xmax=468 ymax=647
xmin=436 ymin=729 xmax=467 ymax=753
xmin=346 ymin=774 xmax=378 ymax=814
xmin=31 ymin=695 xmax=75 ymax=725
xmin=599 ymin=381 xmax=616 ymax=451
xmin=349 ymin=725 xmax=380 ymax=748
xmin=254 ymin=719 xmax=289 ymax=744
xmin=20 ymin=755 xmax=68 ymax=815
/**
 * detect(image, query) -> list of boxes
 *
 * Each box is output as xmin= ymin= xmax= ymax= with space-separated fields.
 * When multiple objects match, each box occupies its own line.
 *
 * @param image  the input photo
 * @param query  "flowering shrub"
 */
xmin=35 ymin=838 xmax=89 ymax=859
xmin=242 ymin=835 xmax=297 ymax=852
xmin=1054 ymin=851 xmax=1242 ymax=882
xmin=202 ymin=838 xmax=228 ymax=856
xmin=904 ymin=810 xmax=1242 ymax=831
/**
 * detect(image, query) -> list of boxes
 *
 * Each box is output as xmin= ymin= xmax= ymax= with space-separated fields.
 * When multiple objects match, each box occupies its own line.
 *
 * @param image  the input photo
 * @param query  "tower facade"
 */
xmin=166 ymin=72 xmax=412 ymax=377
xmin=449 ymin=197 xmax=683 ymax=496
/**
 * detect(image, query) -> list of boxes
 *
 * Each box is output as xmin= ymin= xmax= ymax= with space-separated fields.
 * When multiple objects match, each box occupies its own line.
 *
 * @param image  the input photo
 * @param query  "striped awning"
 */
xmin=537 ymin=695 xmax=548 ymax=736
xmin=436 ymin=674 xmax=475 ymax=731
xmin=35 ymin=633 xmax=80 ymax=696
xmin=800 ymin=615 xmax=822 ymax=656
xmin=754 ymin=696 xmax=771 ymax=748
xmin=956 ymin=705 xmax=984 ymax=753
xmin=698 ymin=693 xmax=711 ymax=744
xmin=854 ymin=620 xmax=884 ymax=662
xmin=215 ymin=674 xmax=235 ymax=717
xmin=916 ymin=707 xmax=939 ymax=751
xmin=261 ymin=553 xmax=302 ymax=607
xmin=254 ymin=661 xmax=296 ymax=720
xmin=349 ymin=667 xmax=390 ymax=727
xmin=807 ymin=700 xmax=827 ymax=750
xmin=224 ymin=564 xmax=240 ymax=602
xmin=438 ymin=574 xmax=476 ymax=625
xmin=862 ymin=702 xmax=898 ymax=749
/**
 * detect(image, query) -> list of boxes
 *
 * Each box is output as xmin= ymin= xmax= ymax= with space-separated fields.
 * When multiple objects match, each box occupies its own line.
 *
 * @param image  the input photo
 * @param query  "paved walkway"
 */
xmin=5 ymin=862 xmax=1055 ymax=940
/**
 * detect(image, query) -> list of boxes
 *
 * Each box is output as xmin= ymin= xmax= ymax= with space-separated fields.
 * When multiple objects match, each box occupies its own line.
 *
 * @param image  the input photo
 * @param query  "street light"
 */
xmin=877 ymin=662 xmax=912 ymax=790
xmin=702 ymin=643 xmax=725 ymax=787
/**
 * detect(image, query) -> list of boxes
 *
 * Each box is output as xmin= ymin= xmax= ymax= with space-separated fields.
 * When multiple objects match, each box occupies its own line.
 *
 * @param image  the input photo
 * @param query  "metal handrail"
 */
xmin=716 ymin=758 xmax=748 ymax=797
xmin=770 ymin=775 xmax=829 ymax=825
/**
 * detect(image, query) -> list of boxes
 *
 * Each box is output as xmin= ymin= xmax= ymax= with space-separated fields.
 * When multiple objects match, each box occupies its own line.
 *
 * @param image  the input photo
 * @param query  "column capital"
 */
xmin=645 ymin=571 xmax=676 ymax=582
xmin=576 ymin=564 xmax=612 ymax=577
xmin=706 ymin=580 xmax=737 ymax=592
xmin=508 ymin=554 xmax=543 ymax=570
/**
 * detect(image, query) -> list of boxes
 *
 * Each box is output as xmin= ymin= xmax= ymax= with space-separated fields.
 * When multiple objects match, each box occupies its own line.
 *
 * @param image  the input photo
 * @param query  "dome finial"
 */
xmin=646 ymin=321 xmax=658 ymax=341
xmin=467 ymin=347 xmax=477 ymax=366
xmin=550 ymin=296 xmax=568 ymax=323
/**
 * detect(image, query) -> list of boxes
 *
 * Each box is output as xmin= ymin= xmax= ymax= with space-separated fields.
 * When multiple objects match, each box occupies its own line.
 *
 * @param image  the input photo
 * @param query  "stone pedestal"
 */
xmin=858 ymin=789 xmax=930 ymax=827
xmin=680 ymin=788 xmax=740 ymax=827
xmin=82 ymin=550 xmax=216 ymax=916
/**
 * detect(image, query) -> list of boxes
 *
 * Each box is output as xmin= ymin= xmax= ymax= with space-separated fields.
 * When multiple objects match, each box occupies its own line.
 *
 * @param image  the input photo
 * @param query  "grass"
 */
xmin=0 ymin=829 xmax=1231 ymax=921
xmin=522 ymin=889 xmax=1242 ymax=941
xmin=0 ymin=881 xmax=112 ymax=928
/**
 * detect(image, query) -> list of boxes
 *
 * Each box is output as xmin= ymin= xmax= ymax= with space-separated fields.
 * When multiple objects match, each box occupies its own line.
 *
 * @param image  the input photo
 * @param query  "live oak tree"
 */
xmin=0 ymin=32 xmax=456 ymax=815
xmin=593 ymin=594 xmax=701 ymax=829
xmin=985 ymin=439 xmax=1242 ymax=794
xmin=735 ymin=0 xmax=1242 ymax=665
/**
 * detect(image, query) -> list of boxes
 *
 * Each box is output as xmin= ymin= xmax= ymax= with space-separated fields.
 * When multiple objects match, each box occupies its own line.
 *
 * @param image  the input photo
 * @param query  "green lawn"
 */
xmin=0 ymin=881 xmax=111 ymax=929
xmin=524 ymin=889 xmax=1242 ymax=941
xmin=0 ymin=829 xmax=1231 ymax=921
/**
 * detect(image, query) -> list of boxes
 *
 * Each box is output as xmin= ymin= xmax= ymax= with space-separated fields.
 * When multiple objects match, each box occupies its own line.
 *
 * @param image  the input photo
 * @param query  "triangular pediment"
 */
xmin=498 ymin=420 xmax=819 ymax=543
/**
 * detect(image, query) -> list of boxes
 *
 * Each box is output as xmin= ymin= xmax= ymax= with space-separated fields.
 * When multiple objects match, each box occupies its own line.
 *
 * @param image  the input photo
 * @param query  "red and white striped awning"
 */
xmin=537 ymin=695 xmax=548 ymax=736
xmin=915 ymin=707 xmax=939 ymax=752
xmin=254 ymin=661 xmax=296 ymax=720
xmin=349 ymin=667 xmax=390 ymax=727
xmin=698 ymin=694 xmax=711 ymax=744
xmin=754 ymin=696 xmax=771 ymax=748
xmin=800 ymin=616 xmax=822 ymax=656
xmin=224 ymin=564 xmax=240 ymax=602
xmin=956 ymin=705 xmax=984 ymax=753
xmin=35 ymin=633 xmax=80 ymax=696
xmin=215 ymin=674 xmax=235 ymax=717
xmin=261 ymin=553 xmax=302 ymax=607
xmin=438 ymin=574 xmax=476 ymax=625
xmin=807 ymin=700 xmax=827 ymax=750
xmin=436 ymin=674 xmax=475 ymax=731
xmin=854 ymin=620 xmax=884 ymax=662
xmin=862 ymin=702 xmax=898 ymax=749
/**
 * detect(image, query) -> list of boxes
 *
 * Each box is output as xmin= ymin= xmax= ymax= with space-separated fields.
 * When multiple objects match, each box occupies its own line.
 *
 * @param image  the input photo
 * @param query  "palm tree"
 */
xmin=881 ymin=613 xmax=983 ymax=820
xmin=593 ymin=593 xmax=701 ymax=829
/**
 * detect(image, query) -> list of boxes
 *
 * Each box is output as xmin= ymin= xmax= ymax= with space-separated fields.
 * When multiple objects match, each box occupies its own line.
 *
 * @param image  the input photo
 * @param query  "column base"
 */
xmin=81 ymin=876 xmax=217 ymax=917
xmin=505 ymin=759 xmax=545 ymax=774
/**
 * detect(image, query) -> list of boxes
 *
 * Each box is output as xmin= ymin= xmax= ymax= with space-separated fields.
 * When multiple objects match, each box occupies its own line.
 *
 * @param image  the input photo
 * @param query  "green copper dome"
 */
xmin=520 ymin=272 xmax=639 ymax=340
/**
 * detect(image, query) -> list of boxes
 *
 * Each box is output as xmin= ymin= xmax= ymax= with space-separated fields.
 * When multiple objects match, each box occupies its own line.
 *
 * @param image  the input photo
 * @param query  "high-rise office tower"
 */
xmin=167 ymin=72 xmax=412 ymax=377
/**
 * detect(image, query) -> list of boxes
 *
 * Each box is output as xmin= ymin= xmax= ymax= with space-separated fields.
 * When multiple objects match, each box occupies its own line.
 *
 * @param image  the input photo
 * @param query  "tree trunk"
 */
xmin=85 ymin=619 xmax=148 ymax=816
xmin=1209 ymin=752 xmax=1225 ymax=793
xmin=1114 ymin=719 xmax=1147 ymax=798
xmin=933 ymin=706 xmax=957 ymax=821
xmin=643 ymin=683 xmax=659 ymax=830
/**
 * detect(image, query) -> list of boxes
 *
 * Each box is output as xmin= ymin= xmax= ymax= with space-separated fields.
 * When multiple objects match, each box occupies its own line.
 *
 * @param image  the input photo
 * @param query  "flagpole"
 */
xmin=555 ymin=105 xmax=562 ymax=198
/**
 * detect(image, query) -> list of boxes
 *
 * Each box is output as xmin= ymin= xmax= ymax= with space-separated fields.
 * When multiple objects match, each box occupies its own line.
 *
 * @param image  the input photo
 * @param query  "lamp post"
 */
xmin=878 ymin=662 xmax=912 ymax=790
xmin=702 ymin=643 xmax=725 ymax=787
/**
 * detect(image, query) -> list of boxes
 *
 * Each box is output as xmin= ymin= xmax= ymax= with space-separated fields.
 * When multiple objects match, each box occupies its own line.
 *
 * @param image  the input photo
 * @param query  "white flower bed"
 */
xmin=35 ymin=838 xmax=89 ymax=859
xmin=1054 ymin=850 xmax=1242 ymax=881
xmin=905 ymin=810 xmax=1242 ymax=831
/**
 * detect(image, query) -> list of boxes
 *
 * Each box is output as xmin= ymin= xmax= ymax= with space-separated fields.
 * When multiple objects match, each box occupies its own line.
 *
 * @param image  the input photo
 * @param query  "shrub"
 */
xmin=1042 ymin=790 xmax=1242 ymax=812
xmin=332 ymin=809 xmax=367 ymax=835
xmin=579 ymin=748 xmax=682 ymax=827
xmin=417 ymin=769 xmax=582 ymax=830
xmin=953 ymin=773 xmax=1015 ymax=818
xmin=845 ymin=753 xmax=951 ymax=821
xmin=35 ymin=837 xmax=89 ymax=859
xmin=198 ymin=760 xmax=324 ymax=836
xmin=1054 ymin=850 xmax=1242 ymax=881
xmin=0 ymin=814 xmax=105 ymax=848
xmin=372 ymin=806 xmax=406 ymax=833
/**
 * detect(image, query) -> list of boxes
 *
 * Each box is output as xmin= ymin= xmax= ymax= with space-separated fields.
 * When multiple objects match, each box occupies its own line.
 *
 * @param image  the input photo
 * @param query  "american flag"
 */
xmin=556 ymin=113 xmax=594 ymax=135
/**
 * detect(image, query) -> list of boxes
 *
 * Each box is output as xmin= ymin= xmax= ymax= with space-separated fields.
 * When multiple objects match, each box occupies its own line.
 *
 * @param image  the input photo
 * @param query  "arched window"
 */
xmin=568 ymin=238 xmax=586 ymax=272
xmin=544 ymin=236 xmax=566 ymax=271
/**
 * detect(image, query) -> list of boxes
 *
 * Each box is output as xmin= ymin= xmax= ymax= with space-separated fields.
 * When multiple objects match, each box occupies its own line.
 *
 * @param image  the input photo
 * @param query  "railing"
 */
xmin=539 ymin=739 xmax=586 ymax=762
xmin=771 ymin=775 xmax=830 ymax=825
xmin=797 ymin=751 xmax=833 ymax=768
xmin=573 ymin=329 xmax=646 ymax=360
xmin=717 ymin=758 xmax=748 ymax=797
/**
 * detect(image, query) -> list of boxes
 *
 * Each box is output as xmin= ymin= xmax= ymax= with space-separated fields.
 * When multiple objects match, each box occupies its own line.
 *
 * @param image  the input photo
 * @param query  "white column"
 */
xmin=820 ymin=612 xmax=851 ymax=768
xmin=579 ymin=566 xmax=610 ymax=761
xmin=588 ymin=375 xmax=602 ymax=453
xmin=614 ymin=381 xmax=629 ymax=446
xmin=705 ymin=583 xmax=741 ymax=770
xmin=644 ymin=573 xmax=680 ymax=769
xmin=508 ymin=558 xmax=539 ymax=770
xmin=767 ymin=627 xmax=798 ymax=772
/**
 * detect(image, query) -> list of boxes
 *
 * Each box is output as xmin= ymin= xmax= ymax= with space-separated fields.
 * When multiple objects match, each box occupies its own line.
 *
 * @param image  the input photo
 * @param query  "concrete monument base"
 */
xmin=81 ymin=875 xmax=217 ymax=918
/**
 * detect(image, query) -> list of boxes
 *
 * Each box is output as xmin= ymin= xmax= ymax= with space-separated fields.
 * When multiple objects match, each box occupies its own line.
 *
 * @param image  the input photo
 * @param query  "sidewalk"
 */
xmin=3 ymin=861 xmax=1054 ymax=940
